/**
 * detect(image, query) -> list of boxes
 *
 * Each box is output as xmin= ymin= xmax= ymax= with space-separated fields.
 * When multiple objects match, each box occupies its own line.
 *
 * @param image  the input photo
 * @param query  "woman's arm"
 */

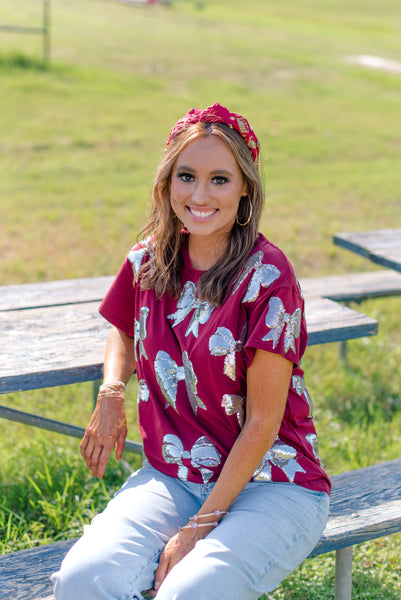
xmin=80 ymin=326 xmax=136 ymax=478
xmin=154 ymin=348 xmax=292 ymax=591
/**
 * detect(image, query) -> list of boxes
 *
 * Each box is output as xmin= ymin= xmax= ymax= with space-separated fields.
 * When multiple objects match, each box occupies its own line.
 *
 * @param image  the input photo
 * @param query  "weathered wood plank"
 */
xmin=0 ymin=302 xmax=110 ymax=393
xmin=0 ymin=276 xmax=114 ymax=312
xmin=300 ymin=270 xmax=401 ymax=302
xmin=310 ymin=458 xmax=401 ymax=556
xmin=0 ymin=539 xmax=75 ymax=600
xmin=312 ymin=499 xmax=401 ymax=555
xmin=0 ymin=299 xmax=377 ymax=394
xmin=305 ymin=298 xmax=378 ymax=345
xmin=334 ymin=229 xmax=401 ymax=274
xmin=2 ymin=269 xmax=401 ymax=314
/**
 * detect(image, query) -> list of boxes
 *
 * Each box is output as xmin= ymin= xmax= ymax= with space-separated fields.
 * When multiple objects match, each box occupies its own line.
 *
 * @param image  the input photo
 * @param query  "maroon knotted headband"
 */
xmin=166 ymin=102 xmax=260 ymax=164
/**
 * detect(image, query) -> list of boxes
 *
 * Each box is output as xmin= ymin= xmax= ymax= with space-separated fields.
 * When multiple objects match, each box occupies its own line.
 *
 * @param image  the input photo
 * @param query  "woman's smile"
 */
xmin=187 ymin=206 xmax=218 ymax=219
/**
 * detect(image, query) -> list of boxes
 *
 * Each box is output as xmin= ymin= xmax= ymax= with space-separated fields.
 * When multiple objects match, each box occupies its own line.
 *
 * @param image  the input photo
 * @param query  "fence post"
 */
xmin=43 ymin=0 xmax=50 ymax=66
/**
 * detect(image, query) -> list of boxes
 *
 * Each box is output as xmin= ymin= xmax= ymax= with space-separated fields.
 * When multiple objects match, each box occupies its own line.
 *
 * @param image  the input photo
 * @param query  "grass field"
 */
xmin=1 ymin=1 xmax=401 ymax=597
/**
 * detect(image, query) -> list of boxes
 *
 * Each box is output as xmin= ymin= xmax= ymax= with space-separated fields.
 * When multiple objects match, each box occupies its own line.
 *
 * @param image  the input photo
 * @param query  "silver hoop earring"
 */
xmin=236 ymin=197 xmax=253 ymax=227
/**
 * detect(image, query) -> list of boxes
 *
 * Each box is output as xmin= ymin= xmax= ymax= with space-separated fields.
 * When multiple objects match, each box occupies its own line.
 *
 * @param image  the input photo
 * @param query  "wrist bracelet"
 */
xmin=190 ymin=510 xmax=227 ymax=521
xmin=100 ymin=381 xmax=126 ymax=391
xmin=98 ymin=381 xmax=125 ymax=400
xmin=180 ymin=509 xmax=228 ymax=531
xmin=180 ymin=521 xmax=219 ymax=531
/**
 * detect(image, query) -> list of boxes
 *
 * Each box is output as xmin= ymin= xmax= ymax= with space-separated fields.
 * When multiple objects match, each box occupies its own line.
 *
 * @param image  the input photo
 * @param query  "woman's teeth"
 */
xmin=190 ymin=208 xmax=216 ymax=217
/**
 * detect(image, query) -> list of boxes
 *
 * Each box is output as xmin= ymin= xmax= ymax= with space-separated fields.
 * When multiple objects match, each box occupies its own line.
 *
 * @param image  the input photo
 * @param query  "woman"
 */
xmin=52 ymin=103 xmax=330 ymax=600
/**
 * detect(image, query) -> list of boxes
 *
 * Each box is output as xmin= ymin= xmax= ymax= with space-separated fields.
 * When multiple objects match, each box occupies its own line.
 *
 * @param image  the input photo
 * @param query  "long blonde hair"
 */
xmin=139 ymin=121 xmax=264 ymax=306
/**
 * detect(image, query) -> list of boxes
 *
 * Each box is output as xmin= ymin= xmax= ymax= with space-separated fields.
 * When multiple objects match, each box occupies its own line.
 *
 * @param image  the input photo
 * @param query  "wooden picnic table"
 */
xmin=0 ymin=279 xmax=378 ymax=394
xmin=334 ymin=229 xmax=401 ymax=273
xmin=0 ymin=276 xmax=377 ymax=450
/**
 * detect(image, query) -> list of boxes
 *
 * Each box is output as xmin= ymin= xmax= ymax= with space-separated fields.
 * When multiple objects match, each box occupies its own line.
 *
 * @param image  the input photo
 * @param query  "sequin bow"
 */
xmin=209 ymin=326 xmax=245 ymax=380
xmin=154 ymin=350 xmax=206 ymax=414
xmin=134 ymin=306 xmax=149 ymax=361
xmin=262 ymin=297 xmax=301 ymax=354
xmin=128 ymin=245 xmax=148 ymax=280
xmin=292 ymin=374 xmax=313 ymax=418
xmin=168 ymin=281 xmax=215 ymax=338
xmin=166 ymin=102 xmax=260 ymax=164
xmin=232 ymin=251 xmax=281 ymax=302
xmin=162 ymin=434 xmax=221 ymax=483
xmin=253 ymin=438 xmax=306 ymax=483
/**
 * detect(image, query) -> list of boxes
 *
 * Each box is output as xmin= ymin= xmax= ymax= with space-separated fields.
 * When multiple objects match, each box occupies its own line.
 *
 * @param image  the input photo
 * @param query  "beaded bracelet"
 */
xmin=98 ymin=381 xmax=126 ymax=399
xmin=100 ymin=381 xmax=126 ymax=391
xmin=179 ymin=510 xmax=228 ymax=531
xmin=180 ymin=521 xmax=220 ymax=531
xmin=190 ymin=510 xmax=227 ymax=521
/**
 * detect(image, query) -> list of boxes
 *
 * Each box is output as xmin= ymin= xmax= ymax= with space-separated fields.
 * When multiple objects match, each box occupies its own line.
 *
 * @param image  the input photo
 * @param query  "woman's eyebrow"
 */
xmin=175 ymin=165 xmax=233 ymax=176
xmin=174 ymin=164 xmax=196 ymax=172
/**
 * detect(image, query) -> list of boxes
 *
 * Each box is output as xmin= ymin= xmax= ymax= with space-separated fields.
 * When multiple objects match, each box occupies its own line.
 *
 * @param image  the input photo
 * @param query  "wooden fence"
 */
xmin=0 ymin=0 xmax=50 ymax=65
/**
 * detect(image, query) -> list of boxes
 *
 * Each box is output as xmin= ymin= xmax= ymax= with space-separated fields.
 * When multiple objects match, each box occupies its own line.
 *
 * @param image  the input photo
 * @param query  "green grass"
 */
xmin=1 ymin=0 xmax=401 ymax=597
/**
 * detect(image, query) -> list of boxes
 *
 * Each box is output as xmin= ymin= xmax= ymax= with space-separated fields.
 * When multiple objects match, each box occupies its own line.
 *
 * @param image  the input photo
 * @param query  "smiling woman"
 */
xmin=170 ymin=136 xmax=247 ymax=270
xmin=51 ymin=103 xmax=330 ymax=600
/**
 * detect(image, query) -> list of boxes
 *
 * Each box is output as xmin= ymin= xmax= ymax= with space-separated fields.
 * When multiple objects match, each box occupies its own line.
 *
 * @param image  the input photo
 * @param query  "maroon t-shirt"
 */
xmin=99 ymin=233 xmax=331 ymax=494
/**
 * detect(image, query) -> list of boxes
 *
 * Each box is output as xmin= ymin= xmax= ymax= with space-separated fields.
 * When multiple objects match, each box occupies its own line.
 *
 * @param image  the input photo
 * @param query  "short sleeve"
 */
xmin=99 ymin=256 xmax=136 ymax=337
xmin=239 ymin=242 xmax=308 ymax=368
xmin=244 ymin=281 xmax=307 ymax=367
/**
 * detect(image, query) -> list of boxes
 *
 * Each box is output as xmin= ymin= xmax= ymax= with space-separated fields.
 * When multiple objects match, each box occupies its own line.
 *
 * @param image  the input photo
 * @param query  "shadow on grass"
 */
xmin=0 ymin=51 xmax=49 ymax=71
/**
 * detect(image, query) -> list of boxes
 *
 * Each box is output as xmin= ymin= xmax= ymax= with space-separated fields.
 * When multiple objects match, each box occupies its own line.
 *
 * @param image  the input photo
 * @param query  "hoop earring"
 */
xmin=236 ymin=197 xmax=253 ymax=227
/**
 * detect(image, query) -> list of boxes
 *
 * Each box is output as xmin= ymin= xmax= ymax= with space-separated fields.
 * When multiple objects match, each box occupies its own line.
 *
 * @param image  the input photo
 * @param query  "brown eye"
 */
xmin=212 ymin=176 xmax=229 ymax=185
xmin=177 ymin=172 xmax=194 ymax=183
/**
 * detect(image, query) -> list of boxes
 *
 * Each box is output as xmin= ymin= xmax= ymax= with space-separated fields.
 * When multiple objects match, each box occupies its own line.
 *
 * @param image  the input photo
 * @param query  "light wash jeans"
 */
xmin=52 ymin=461 xmax=329 ymax=600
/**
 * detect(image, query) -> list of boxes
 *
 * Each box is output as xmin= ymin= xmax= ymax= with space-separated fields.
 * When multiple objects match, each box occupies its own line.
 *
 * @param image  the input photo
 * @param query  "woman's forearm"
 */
xmin=103 ymin=326 xmax=136 ymax=384
xmin=195 ymin=417 xmax=279 ymax=525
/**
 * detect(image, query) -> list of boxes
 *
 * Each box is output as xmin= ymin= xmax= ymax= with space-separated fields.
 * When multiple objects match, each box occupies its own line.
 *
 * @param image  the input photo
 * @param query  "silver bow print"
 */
xmin=167 ymin=281 xmax=214 ymax=338
xmin=262 ymin=297 xmax=301 ymax=354
xmin=137 ymin=379 xmax=149 ymax=403
xmin=162 ymin=434 xmax=221 ymax=483
xmin=305 ymin=433 xmax=324 ymax=468
xmin=232 ymin=251 xmax=281 ymax=302
xmin=154 ymin=350 xmax=206 ymax=414
xmin=209 ymin=326 xmax=245 ymax=380
xmin=221 ymin=394 xmax=246 ymax=428
xmin=253 ymin=437 xmax=306 ymax=483
xmin=134 ymin=306 xmax=149 ymax=361
xmin=128 ymin=246 xmax=148 ymax=280
xmin=292 ymin=374 xmax=313 ymax=418
xmin=162 ymin=434 xmax=189 ymax=481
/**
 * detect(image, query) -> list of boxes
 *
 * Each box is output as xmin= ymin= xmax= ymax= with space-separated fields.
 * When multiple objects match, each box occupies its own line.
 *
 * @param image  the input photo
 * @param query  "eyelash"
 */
xmin=177 ymin=173 xmax=229 ymax=185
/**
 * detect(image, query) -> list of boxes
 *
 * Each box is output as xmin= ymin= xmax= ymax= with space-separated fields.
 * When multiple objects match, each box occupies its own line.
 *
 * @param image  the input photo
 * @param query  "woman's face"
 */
xmin=170 ymin=136 xmax=247 ymax=246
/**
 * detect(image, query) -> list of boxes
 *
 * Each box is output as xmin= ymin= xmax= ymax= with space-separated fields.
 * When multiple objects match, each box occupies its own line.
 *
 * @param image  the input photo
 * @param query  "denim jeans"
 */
xmin=52 ymin=461 xmax=329 ymax=600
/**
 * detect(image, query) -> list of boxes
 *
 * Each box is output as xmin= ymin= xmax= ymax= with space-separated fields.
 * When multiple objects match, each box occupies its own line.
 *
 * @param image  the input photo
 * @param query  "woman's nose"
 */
xmin=192 ymin=181 xmax=210 ymax=204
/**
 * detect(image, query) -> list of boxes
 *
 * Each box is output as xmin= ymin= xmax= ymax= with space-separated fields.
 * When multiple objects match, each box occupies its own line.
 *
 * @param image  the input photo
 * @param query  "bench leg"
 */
xmin=339 ymin=340 xmax=348 ymax=362
xmin=335 ymin=546 xmax=353 ymax=600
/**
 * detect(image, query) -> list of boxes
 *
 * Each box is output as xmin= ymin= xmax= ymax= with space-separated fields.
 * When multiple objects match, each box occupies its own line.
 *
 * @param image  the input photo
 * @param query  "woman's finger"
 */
xmin=79 ymin=428 xmax=91 ymax=457
xmin=154 ymin=548 xmax=169 ymax=592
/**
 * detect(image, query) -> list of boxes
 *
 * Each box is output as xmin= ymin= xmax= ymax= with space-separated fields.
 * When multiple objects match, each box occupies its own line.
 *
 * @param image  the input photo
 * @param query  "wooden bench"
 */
xmin=1 ymin=270 xmax=401 ymax=312
xmin=1 ymin=458 xmax=400 ymax=600
xmin=300 ymin=269 xmax=401 ymax=303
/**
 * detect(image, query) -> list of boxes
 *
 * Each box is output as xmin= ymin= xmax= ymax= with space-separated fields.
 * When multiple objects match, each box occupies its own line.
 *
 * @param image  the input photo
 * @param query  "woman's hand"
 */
xmin=152 ymin=526 xmax=212 ymax=594
xmin=80 ymin=393 xmax=127 ymax=478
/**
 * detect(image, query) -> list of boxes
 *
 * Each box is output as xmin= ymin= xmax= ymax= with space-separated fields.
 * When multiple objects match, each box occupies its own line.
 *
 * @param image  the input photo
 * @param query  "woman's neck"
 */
xmin=188 ymin=234 xmax=228 ymax=271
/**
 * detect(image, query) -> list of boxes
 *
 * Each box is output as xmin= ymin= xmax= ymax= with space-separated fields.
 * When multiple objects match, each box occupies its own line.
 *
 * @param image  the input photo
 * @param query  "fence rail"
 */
xmin=0 ymin=0 xmax=50 ymax=65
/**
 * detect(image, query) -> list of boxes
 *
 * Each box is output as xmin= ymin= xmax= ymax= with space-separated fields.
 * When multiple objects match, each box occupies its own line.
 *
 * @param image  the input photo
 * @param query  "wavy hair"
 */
xmin=139 ymin=121 xmax=264 ymax=306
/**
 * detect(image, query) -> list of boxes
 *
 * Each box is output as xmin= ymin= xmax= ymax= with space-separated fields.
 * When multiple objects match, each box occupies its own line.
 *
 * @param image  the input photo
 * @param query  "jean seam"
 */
xmin=256 ymin=491 xmax=328 ymax=585
xmin=122 ymin=548 xmax=161 ymax=600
